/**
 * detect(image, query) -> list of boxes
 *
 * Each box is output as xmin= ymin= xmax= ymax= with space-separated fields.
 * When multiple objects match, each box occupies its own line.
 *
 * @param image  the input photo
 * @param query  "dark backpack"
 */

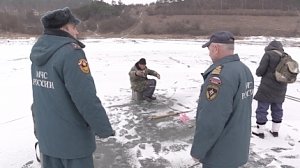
xmin=273 ymin=50 xmax=299 ymax=83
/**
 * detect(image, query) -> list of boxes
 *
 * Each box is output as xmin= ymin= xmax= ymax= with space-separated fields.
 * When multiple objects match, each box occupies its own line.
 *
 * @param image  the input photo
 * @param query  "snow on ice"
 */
xmin=0 ymin=37 xmax=299 ymax=168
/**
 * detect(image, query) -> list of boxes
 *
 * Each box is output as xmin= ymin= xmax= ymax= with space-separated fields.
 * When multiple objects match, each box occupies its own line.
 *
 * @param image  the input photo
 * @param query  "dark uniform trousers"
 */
xmin=42 ymin=154 xmax=94 ymax=168
xmin=203 ymin=164 xmax=238 ymax=168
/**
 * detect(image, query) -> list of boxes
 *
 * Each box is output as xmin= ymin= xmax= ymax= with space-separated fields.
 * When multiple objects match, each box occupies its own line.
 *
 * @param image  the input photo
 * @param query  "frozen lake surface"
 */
xmin=0 ymin=37 xmax=299 ymax=168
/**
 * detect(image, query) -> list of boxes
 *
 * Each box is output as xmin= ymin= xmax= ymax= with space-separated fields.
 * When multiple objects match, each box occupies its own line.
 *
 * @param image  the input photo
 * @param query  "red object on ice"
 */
xmin=179 ymin=113 xmax=190 ymax=124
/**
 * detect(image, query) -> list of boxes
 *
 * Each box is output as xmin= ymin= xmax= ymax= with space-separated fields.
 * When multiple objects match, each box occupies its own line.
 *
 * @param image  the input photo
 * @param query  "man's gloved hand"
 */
xmin=156 ymin=73 xmax=160 ymax=79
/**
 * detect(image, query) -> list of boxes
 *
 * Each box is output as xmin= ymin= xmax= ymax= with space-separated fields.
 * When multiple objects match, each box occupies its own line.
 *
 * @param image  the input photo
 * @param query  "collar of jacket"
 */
xmin=202 ymin=54 xmax=240 ymax=79
xmin=43 ymin=28 xmax=85 ymax=48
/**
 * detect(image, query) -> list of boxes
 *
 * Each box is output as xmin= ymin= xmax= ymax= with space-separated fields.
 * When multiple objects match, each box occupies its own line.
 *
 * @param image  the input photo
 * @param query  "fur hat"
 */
xmin=138 ymin=58 xmax=146 ymax=65
xmin=202 ymin=31 xmax=235 ymax=48
xmin=41 ymin=7 xmax=80 ymax=29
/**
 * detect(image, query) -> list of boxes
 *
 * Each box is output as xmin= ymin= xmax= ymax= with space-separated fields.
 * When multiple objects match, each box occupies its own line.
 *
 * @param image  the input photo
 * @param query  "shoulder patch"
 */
xmin=209 ymin=76 xmax=222 ymax=85
xmin=211 ymin=65 xmax=222 ymax=75
xmin=206 ymin=84 xmax=219 ymax=101
xmin=78 ymin=59 xmax=90 ymax=74
xmin=72 ymin=43 xmax=81 ymax=49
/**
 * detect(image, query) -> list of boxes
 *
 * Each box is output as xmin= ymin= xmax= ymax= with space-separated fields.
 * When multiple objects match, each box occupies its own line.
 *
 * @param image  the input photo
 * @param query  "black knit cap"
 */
xmin=138 ymin=58 xmax=146 ymax=65
xmin=41 ymin=7 xmax=80 ymax=29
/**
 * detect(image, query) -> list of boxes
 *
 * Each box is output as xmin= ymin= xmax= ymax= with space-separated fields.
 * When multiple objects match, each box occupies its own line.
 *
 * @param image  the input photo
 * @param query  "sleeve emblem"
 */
xmin=212 ymin=65 xmax=222 ymax=75
xmin=206 ymin=84 xmax=219 ymax=101
xmin=209 ymin=76 xmax=222 ymax=85
xmin=78 ymin=59 xmax=90 ymax=74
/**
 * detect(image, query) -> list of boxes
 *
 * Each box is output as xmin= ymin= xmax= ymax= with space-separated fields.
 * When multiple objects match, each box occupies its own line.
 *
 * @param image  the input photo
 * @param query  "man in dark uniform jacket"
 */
xmin=191 ymin=31 xmax=254 ymax=168
xmin=252 ymin=40 xmax=287 ymax=138
xmin=30 ymin=7 xmax=114 ymax=168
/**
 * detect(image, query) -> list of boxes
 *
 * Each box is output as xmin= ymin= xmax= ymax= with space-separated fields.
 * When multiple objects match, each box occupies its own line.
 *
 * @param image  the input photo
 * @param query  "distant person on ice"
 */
xmin=190 ymin=31 xmax=254 ymax=168
xmin=30 ymin=7 xmax=114 ymax=168
xmin=252 ymin=40 xmax=287 ymax=139
xmin=129 ymin=58 xmax=160 ymax=101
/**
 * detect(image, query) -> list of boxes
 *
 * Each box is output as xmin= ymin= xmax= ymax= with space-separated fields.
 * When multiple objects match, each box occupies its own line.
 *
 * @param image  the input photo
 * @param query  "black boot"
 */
xmin=270 ymin=122 xmax=280 ymax=137
xmin=150 ymin=96 xmax=156 ymax=100
xmin=269 ymin=131 xmax=279 ymax=137
xmin=252 ymin=132 xmax=265 ymax=139
xmin=252 ymin=125 xmax=265 ymax=139
xmin=143 ymin=96 xmax=152 ymax=102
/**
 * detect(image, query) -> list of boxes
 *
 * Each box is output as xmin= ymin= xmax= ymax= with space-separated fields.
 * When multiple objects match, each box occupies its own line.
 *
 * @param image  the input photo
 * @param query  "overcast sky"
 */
xmin=102 ymin=0 xmax=157 ymax=4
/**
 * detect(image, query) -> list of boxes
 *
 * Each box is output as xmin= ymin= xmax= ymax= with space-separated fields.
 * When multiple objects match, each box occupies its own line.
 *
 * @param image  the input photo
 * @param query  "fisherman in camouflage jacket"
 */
xmin=129 ymin=58 xmax=160 ymax=101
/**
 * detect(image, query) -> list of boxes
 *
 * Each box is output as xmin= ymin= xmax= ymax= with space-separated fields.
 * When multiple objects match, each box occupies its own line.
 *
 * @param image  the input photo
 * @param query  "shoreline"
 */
xmin=1 ymin=32 xmax=300 ymax=41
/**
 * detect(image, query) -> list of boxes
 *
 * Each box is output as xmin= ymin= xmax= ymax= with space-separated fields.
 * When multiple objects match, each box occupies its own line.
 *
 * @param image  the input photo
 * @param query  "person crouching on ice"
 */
xmin=129 ymin=58 xmax=160 ymax=102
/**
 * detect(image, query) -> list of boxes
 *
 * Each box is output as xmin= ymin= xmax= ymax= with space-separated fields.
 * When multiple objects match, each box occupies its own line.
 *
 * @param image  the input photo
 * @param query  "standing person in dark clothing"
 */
xmin=190 ymin=31 xmax=254 ymax=168
xmin=129 ymin=58 xmax=160 ymax=101
xmin=30 ymin=7 xmax=114 ymax=168
xmin=252 ymin=40 xmax=287 ymax=138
